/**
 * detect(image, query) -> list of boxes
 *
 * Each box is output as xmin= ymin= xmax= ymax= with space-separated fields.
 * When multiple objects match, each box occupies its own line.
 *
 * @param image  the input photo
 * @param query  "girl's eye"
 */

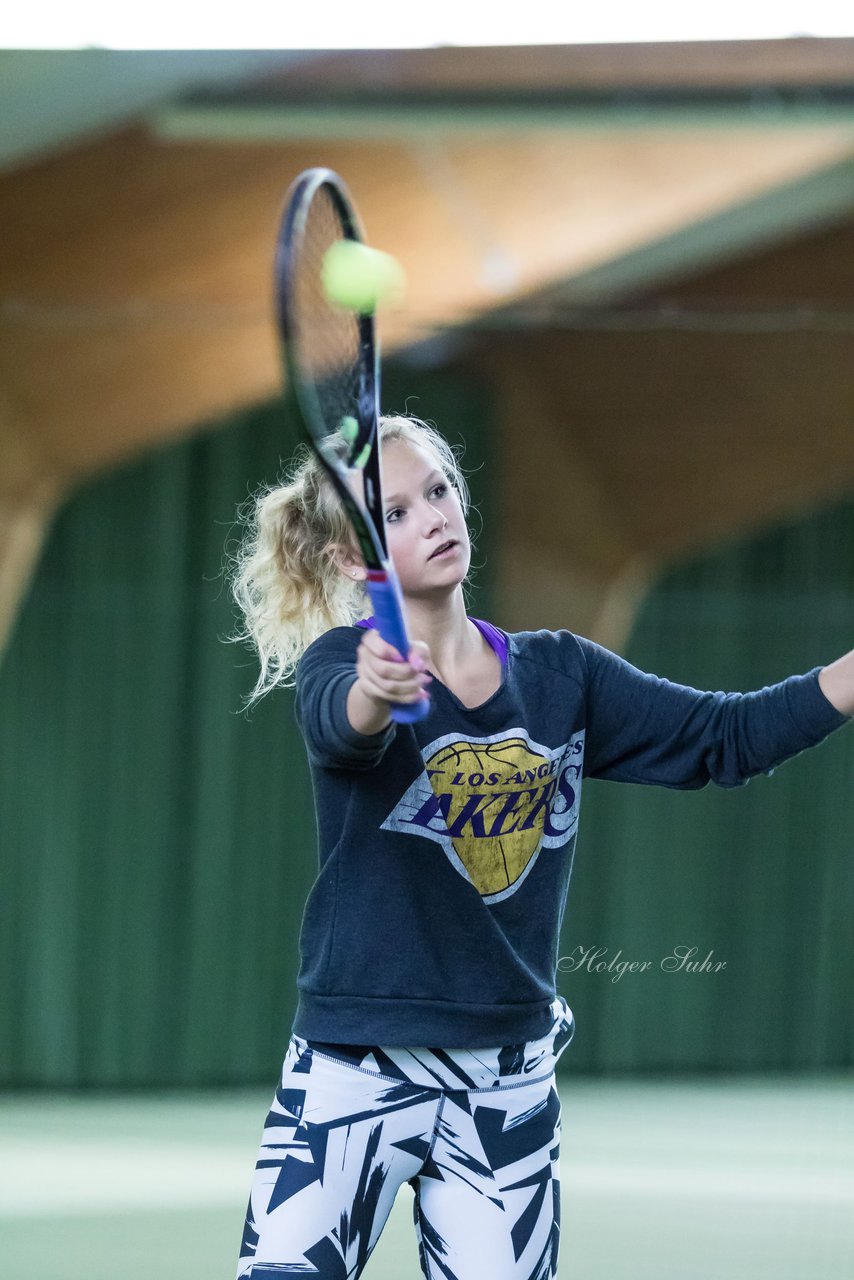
xmin=385 ymin=483 xmax=448 ymax=523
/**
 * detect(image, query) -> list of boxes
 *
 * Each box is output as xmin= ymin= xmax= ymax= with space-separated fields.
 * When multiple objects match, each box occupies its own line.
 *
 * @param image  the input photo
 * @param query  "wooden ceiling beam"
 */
xmin=257 ymin=39 xmax=854 ymax=94
xmin=3 ymin=124 xmax=854 ymax=488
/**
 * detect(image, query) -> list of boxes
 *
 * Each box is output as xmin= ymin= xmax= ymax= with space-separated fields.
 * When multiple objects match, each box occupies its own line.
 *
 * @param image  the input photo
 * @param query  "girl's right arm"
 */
xmin=347 ymin=629 xmax=432 ymax=735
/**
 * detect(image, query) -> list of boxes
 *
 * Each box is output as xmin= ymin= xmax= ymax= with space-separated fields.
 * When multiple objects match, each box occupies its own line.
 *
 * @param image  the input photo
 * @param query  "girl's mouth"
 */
xmin=429 ymin=540 xmax=458 ymax=559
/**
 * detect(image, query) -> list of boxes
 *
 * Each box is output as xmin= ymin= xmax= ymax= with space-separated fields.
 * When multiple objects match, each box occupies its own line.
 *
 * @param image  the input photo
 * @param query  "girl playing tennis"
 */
xmin=230 ymin=413 xmax=851 ymax=1280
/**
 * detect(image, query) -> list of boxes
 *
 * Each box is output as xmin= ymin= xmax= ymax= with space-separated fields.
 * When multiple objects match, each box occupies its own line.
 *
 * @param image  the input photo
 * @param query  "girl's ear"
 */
xmin=327 ymin=542 xmax=365 ymax=580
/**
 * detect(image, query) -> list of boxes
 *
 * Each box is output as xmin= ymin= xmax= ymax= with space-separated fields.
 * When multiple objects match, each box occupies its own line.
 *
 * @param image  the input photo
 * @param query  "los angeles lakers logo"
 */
xmin=381 ymin=728 xmax=584 ymax=903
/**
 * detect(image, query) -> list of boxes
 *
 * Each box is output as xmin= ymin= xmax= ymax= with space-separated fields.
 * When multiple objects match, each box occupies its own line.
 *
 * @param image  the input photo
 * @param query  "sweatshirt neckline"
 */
xmin=429 ymin=646 xmax=511 ymax=713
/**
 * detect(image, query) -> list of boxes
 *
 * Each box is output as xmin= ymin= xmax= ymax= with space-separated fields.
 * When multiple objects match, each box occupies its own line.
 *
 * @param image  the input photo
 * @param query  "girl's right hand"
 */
xmin=355 ymin=629 xmax=433 ymax=708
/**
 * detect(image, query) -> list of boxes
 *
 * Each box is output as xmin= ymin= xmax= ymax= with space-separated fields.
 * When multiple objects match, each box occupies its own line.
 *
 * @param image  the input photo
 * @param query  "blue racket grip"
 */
xmin=365 ymin=573 xmax=430 ymax=723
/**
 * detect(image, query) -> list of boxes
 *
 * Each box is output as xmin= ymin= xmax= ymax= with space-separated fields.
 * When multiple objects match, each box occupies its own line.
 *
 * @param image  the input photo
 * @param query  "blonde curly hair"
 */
xmin=227 ymin=414 xmax=475 ymax=709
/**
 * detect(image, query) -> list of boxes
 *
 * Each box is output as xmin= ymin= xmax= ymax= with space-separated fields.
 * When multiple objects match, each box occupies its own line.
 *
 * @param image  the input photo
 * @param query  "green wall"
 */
xmin=1 ymin=371 xmax=851 ymax=1086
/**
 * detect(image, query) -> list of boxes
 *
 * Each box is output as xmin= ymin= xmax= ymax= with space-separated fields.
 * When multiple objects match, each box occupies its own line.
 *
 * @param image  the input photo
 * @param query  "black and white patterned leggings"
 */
xmin=235 ymin=997 xmax=574 ymax=1280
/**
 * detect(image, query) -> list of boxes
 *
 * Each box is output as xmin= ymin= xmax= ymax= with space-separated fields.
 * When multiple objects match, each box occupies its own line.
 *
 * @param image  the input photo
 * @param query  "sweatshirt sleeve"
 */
xmin=573 ymin=634 xmax=850 ymax=790
xmin=294 ymin=628 xmax=397 ymax=771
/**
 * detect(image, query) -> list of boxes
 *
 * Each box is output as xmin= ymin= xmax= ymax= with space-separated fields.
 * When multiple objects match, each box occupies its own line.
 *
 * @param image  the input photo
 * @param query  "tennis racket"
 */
xmin=275 ymin=166 xmax=429 ymax=723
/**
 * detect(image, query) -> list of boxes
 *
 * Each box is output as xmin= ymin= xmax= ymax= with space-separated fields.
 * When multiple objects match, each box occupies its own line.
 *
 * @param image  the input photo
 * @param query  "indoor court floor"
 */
xmin=1 ymin=1074 xmax=852 ymax=1280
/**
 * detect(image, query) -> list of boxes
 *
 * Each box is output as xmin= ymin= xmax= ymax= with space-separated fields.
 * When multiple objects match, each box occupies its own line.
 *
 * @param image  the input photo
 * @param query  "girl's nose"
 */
xmin=426 ymin=506 xmax=446 ymax=531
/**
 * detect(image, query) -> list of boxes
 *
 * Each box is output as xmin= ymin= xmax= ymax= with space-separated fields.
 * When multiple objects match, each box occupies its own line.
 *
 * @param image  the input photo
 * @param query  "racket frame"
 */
xmin=275 ymin=166 xmax=428 ymax=724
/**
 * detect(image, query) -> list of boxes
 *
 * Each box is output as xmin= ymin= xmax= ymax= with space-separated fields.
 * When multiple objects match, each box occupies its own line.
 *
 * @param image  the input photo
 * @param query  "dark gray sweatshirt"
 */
xmin=291 ymin=622 xmax=849 ymax=1047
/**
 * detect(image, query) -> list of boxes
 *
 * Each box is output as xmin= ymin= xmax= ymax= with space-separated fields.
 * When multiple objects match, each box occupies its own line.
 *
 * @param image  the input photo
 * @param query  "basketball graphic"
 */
xmin=382 ymin=728 xmax=584 ymax=903
xmin=425 ymin=737 xmax=550 ymax=895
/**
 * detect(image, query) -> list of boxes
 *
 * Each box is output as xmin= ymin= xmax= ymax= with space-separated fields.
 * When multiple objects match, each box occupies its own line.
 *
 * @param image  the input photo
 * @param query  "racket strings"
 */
xmin=294 ymin=187 xmax=364 ymax=461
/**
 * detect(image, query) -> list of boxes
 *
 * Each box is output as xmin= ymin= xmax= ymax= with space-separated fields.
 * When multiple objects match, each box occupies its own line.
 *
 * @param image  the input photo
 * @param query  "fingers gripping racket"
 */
xmin=275 ymin=167 xmax=428 ymax=723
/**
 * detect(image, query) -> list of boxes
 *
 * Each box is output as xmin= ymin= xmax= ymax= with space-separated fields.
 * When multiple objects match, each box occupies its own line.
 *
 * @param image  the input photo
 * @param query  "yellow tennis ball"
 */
xmin=322 ymin=240 xmax=406 ymax=313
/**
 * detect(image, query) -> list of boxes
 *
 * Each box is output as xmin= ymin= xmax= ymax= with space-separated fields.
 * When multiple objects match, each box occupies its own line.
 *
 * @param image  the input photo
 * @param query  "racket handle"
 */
xmin=365 ymin=571 xmax=430 ymax=724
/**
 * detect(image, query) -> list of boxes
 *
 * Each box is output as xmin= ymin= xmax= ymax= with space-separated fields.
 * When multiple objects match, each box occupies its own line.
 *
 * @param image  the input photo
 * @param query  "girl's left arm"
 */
xmin=818 ymin=649 xmax=854 ymax=717
xmin=574 ymin=632 xmax=851 ymax=790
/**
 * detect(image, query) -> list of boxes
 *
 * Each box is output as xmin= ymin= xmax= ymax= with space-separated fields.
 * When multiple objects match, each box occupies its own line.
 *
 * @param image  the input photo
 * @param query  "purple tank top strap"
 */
xmin=470 ymin=617 xmax=508 ymax=666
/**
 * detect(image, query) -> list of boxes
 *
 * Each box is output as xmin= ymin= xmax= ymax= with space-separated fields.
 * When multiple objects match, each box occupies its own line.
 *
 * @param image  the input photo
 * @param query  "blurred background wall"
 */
xmin=1 ymin=41 xmax=853 ymax=1088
